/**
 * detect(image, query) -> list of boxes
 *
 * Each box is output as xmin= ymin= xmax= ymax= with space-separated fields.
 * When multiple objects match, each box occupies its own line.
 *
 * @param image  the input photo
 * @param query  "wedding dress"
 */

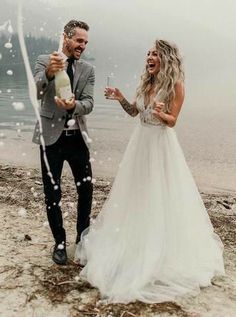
xmin=75 ymin=97 xmax=225 ymax=303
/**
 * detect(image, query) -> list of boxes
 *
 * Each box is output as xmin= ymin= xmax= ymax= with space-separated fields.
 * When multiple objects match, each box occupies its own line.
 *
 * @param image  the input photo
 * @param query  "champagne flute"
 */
xmin=106 ymin=75 xmax=116 ymax=99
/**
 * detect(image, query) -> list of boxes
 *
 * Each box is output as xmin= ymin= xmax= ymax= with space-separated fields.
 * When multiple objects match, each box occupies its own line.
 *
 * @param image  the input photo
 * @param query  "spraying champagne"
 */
xmin=54 ymin=32 xmax=73 ymax=101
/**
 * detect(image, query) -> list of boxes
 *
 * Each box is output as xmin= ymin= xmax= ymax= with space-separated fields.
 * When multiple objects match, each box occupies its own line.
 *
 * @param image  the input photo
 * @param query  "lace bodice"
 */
xmin=136 ymin=97 xmax=165 ymax=126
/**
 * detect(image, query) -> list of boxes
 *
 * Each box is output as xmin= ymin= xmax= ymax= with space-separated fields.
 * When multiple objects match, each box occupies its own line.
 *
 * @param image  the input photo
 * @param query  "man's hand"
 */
xmin=46 ymin=52 xmax=65 ymax=80
xmin=55 ymin=95 xmax=76 ymax=110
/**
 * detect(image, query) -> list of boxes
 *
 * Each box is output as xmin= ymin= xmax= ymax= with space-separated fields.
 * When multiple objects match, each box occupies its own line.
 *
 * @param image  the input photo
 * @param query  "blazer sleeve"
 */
xmin=73 ymin=66 xmax=95 ymax=116
xmin=34 ymin=55 xmax=53 ymax=100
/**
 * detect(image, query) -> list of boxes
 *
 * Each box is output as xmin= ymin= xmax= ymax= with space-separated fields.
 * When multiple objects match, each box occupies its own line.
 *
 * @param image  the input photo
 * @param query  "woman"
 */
xmin=75 ymin=40 xmax=225 ymax=304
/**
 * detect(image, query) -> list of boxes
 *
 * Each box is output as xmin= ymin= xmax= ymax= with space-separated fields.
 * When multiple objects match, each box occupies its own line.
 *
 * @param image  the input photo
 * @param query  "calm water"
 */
xmin=0 ymin=65 xmax=120 ymax=128
xmin=0 ymin=69 xmax=235 ymax=193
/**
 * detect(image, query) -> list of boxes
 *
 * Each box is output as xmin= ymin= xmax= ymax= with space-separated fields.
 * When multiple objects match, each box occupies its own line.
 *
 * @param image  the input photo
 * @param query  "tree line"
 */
xmin=0 ymin=34 xmax=94 ymax=68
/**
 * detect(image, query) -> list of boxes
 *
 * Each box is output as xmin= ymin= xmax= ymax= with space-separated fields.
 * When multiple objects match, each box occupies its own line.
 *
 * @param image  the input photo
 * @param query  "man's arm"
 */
xmin=73 ymin=66 xmax=95 ymax=116
xmin=34 ymin=55 xmax=51 ymax=100
xmin=34 ymin=53 xmax=64 ymax=100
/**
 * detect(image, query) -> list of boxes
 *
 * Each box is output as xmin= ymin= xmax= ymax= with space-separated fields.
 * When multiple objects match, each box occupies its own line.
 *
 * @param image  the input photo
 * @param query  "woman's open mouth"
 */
xmin=147 ymin=62 xmax=156 ymax=71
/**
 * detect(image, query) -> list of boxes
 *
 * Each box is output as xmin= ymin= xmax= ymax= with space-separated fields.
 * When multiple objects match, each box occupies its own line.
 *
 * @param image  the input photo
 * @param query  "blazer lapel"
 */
xmin=73 ymin=60 xmax=84 ymax=92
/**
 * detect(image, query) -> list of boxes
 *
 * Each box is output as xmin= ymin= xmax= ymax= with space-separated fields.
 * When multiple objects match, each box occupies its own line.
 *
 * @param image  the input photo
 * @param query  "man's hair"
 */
xmin=64 ymin=20 xmax=89 ymax=38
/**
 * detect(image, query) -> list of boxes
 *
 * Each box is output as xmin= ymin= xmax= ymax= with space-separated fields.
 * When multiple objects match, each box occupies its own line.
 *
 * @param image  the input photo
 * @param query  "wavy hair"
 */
xmin=136 ymin=39 xmax=184 ymax=112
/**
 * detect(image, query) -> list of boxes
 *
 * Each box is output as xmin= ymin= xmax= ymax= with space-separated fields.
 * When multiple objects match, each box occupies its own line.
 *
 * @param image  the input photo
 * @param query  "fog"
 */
xmin=0 ymin=0 xmax=235 ymax=190
xmin=1 ymin=0 xmax=235 ymax=108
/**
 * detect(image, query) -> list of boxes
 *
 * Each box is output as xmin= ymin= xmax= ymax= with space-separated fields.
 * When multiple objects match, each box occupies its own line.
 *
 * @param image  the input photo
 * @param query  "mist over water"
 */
xmin=0 ymin=0 xmax=235 ymax=192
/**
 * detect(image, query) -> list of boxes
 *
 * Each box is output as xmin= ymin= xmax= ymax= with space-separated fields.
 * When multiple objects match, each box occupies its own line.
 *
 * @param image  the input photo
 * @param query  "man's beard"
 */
xmin=66 ymin=44 xmax=76 ymax=59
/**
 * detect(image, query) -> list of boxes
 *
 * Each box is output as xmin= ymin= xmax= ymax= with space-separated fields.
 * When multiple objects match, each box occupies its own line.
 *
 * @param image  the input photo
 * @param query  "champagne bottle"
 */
xmin=54 ymin=56 xmax=73 ymax=100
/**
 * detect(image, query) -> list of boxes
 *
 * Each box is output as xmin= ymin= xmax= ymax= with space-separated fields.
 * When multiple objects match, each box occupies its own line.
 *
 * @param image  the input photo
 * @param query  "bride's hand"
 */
xmin=152 ymin=102 xmax=166 ymax=120
xmin=104 ymin=87 xmax=123 ymax=101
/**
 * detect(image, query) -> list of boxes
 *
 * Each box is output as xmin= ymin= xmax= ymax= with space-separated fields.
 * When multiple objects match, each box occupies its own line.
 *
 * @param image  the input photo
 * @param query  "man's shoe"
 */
xmin=52 ymin=243 xmax=67 ymax=265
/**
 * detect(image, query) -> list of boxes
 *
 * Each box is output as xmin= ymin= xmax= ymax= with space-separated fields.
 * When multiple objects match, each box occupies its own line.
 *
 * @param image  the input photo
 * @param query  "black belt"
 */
xmin=62 ymin=129 xmax=80 ymax=136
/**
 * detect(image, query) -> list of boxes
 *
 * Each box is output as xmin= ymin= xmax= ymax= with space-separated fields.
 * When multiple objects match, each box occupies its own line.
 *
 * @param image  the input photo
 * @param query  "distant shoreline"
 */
xmin=0 ymin=124 xmax=235 ymax=194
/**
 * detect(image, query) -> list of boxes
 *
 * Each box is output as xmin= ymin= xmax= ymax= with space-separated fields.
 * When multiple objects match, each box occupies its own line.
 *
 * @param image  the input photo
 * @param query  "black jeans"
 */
xmin=40 ymin=130 xmax=93 ymax=245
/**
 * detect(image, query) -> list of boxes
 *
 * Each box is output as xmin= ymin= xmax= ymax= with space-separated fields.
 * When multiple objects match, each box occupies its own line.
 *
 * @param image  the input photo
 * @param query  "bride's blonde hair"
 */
xmin=136 ymin=39 xmax=184 ymax=112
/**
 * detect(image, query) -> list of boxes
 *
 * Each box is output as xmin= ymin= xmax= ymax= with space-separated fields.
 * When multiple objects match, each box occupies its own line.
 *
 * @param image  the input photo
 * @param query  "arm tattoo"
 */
xmin=119 ymin=98 xmax=138 ymax=117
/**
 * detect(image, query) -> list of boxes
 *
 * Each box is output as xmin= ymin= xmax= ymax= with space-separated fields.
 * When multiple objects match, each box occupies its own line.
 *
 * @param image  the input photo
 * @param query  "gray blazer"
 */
xmin=32 ymin=55 xmax=95 ymax=147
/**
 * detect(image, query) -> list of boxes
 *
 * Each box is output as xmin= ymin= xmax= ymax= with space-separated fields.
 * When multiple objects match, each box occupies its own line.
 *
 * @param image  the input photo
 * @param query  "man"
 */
xmin=32 ymin=20 xmax=95 ymax=265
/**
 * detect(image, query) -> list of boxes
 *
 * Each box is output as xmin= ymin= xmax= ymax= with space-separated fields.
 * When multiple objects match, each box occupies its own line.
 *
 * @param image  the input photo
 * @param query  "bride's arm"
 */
xmin=104 ymin=87 xmax=139 ymax=117
xmin=153 ymin=82 xmax=185 ymax=127
xmin=119 ymin=98 xmax=139 ymax=117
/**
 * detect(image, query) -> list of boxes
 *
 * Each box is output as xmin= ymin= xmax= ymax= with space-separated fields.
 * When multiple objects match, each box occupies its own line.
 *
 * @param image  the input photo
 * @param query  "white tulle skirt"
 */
xmin=75 ymin=122 xmax=225 ymax=304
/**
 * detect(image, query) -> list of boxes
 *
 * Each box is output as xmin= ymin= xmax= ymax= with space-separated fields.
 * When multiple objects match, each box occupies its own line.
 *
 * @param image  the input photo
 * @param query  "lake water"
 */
xmin=0 ymin=68 xmax=235 ymax=193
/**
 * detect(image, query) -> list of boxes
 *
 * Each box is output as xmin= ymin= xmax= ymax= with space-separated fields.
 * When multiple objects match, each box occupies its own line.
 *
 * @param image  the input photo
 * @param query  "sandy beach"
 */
xmin=1 ymin=0 xmax=236 ymax=315
xmin=0 ymin=162 xmax=235 ymax=317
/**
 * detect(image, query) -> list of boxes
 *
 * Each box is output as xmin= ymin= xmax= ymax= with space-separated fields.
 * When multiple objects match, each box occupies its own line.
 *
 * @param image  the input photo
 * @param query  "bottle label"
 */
xmin=59 ymin=86 xmax=73 ymax=100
